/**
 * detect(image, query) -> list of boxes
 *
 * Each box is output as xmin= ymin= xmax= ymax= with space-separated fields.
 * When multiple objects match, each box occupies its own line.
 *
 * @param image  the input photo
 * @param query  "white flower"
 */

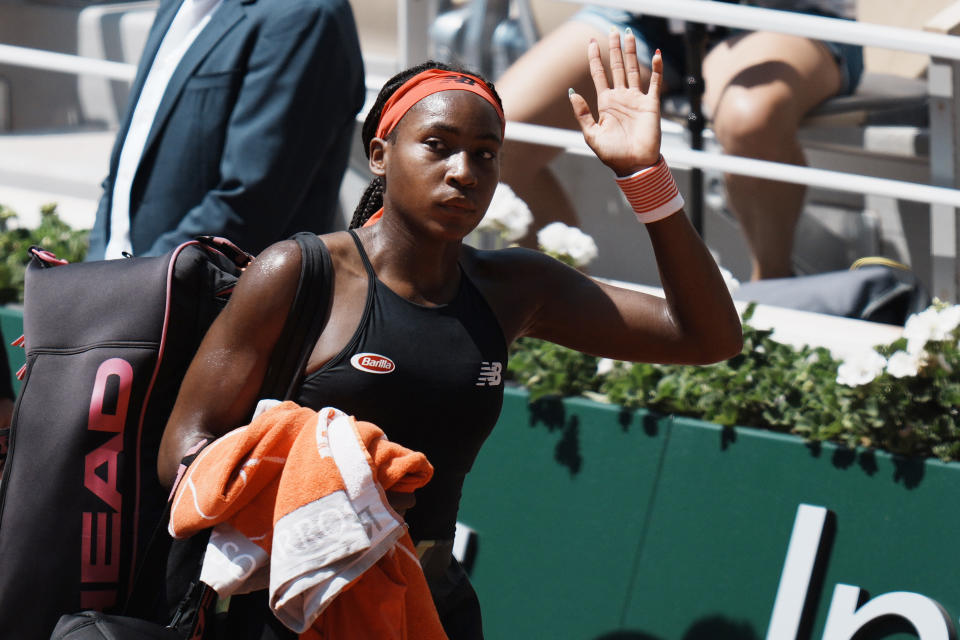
xmin=837 ymin=349 xmax=887 ymax=386
xmin=536 ymin=222 xmax=598 ymax=268
xmin=596 ymin=358 xmax=617 ymax=376
xmin=886 ymin=350 xmax=923 ymax=378
xmin=903 ymin=308 xmax=936 ymax=351
xmin=939 ymin=304 xmax=960 ymax=331
xmin=903 ymin=304 xmax=960 ymax=353
xmin=477 ymin=183 xmax=533 ymax=242
xmin=719 ymin=265 xmax=740 ymax=294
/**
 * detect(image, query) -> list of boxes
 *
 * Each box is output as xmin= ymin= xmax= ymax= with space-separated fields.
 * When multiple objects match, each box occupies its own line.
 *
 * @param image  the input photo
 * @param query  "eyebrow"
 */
xmin=426 ymin=121 xmax=502 ymax=144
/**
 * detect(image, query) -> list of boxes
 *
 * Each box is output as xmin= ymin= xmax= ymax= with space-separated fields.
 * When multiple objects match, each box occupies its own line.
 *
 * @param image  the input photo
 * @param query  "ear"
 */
xmin=369 ymin=137 xmax=387 ymax=177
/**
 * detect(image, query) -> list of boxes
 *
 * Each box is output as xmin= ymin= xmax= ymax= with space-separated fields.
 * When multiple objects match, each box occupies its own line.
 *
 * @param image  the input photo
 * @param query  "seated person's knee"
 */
xmin=711 ymin=86 xmax=799 ymax=155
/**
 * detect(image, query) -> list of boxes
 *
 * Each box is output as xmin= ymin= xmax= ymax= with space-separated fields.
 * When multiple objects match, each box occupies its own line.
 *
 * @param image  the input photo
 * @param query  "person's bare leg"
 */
xmin=702 ymin=32 xmax=842 ymax=280
xmin=496 ymin=20 xmax=654 ymax=245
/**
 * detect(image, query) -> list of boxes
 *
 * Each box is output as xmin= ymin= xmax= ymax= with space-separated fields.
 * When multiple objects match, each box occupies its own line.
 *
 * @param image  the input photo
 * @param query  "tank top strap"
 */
xmin=347 ymin=229 xmax=375 ymax=279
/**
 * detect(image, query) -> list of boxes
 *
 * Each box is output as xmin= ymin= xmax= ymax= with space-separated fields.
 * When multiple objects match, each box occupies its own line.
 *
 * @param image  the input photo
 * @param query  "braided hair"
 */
xmin=348 ymin=61 xmax=504 ymax=229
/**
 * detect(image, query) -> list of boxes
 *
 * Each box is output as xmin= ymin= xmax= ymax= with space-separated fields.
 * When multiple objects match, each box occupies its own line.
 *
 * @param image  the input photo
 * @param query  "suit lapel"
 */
xmin=139 ymin=0 xmax=248 ymax=162
xmin=108 ymin=0 xmax=184 ymax=175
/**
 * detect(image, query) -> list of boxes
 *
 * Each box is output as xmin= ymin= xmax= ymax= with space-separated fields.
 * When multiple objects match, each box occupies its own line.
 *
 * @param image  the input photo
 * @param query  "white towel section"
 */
xmin=198 ymin=406 xmax=406 ymax=634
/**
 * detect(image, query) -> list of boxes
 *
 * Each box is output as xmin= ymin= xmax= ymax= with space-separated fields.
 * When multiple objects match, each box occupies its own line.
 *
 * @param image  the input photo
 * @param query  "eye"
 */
xmin=424 ymin=138 xmax=447 ymax=153
xmin=474 ymin=144 xmax=500 ymax=161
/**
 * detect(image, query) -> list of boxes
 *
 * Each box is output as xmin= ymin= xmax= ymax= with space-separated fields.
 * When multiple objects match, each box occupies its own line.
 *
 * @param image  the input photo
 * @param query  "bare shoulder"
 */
xmin=460 ymin=244 xmax=568 ymax=280
xmin=461 ymin=246 xmax=585 ymax=290
xmin=223 ymin=238 xmax=309 ymax=325
xmin=316 ymin=230 xmax=360 ymax=263
xmin=460 ymin=245 xmax=584 ymax=343
xmin=246 ymin=232 xmax=356 ymax=285
xmin=242 ymin=239 xmax=302 ymax=289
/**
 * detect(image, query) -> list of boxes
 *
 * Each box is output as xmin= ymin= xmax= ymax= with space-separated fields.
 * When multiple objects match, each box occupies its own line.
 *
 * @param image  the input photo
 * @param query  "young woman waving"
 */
xmin=161 ymin=31 xmax=742 ymax=638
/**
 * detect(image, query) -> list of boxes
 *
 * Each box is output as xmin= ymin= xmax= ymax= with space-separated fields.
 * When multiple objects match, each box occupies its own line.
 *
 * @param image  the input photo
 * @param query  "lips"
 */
xmin=439 ymin=197 xmax=476 ymax=212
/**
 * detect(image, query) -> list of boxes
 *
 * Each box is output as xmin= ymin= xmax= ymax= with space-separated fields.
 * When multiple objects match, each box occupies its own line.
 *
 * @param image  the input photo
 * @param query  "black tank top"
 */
xmin=295 ymin=231 xmax=508 ymax=541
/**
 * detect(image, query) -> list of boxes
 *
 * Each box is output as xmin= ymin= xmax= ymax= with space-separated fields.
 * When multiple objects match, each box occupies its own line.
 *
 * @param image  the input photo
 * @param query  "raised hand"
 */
xmin=568 ymin=29 xmax=663 ymax=177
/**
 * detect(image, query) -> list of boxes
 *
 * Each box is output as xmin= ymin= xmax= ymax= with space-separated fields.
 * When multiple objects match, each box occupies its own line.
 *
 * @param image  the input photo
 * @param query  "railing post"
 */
xmin=926 ymin=6 xmax=960 ymax=302
xmin=682 ymin=22 xmax=708 ymax=236
xmin=398 ymin=0 xmax=435 ymax=69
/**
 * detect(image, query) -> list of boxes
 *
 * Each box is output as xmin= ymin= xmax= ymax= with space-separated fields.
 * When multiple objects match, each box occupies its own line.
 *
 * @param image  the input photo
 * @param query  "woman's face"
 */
xmin=376 ymin=90 xmax=502 ymax=240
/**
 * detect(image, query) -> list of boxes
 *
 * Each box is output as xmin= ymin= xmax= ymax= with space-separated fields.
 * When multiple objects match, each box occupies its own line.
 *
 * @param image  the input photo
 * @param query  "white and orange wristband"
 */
xmin=614 ymin=155 xmax=685 ymax=224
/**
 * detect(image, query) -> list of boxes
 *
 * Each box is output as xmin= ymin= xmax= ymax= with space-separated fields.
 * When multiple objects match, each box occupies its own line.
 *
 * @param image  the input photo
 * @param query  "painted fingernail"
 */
xmin=626 ymin=27 xmax=633 ymax=36
xmin=568 ymin=88 xmax=575 ymax=96
xmin=655 ymin=48 xmax=662 ymax=56
xmin=610 ymin=26 xmax=618 ymax=34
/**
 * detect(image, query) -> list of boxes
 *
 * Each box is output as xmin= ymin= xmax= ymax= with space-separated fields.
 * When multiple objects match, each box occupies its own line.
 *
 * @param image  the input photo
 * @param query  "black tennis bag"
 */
xmin=0 ymin=233 xmax=330 ymax=639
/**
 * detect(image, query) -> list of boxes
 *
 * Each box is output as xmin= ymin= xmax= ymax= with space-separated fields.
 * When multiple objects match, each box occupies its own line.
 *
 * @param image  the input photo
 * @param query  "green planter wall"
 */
xmin=4 ymin=306 xmax=956 ymax=638
xmin=459 ymin=389 xmax=960 ymax=640
xmin=0 ymin=305 xmax=23 ymax=395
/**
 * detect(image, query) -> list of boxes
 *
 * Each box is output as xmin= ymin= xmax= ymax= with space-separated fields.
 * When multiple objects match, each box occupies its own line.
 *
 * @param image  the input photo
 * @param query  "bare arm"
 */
xmin=157 ymin=240 xmax=302 ymax=487
xmin=507 ymin=214 xmax=742 ymax=365
xmin=507 ymin=32 xmax=742 ymax=364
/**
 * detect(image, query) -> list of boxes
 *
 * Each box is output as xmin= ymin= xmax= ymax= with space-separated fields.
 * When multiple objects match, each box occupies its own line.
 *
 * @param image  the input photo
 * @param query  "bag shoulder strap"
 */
xmin=259 ymin=232 xmax=333 ymax=401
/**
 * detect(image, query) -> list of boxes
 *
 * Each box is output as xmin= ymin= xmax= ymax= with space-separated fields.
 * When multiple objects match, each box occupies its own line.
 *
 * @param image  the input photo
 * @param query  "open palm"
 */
xmin=569 ymin=31 xmax=664 ymax=177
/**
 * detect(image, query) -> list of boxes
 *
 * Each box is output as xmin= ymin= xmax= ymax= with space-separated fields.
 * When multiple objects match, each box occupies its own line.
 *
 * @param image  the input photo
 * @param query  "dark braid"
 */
xmin=349 ymin=60 xmax=504 ymax=228
xmin=348 ymin=175 xmax=385 ymax=229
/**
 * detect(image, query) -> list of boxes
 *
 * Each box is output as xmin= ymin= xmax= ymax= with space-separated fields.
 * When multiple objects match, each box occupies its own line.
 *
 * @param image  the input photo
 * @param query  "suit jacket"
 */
xmin=87 ymin=0 xmax=364 ymax=260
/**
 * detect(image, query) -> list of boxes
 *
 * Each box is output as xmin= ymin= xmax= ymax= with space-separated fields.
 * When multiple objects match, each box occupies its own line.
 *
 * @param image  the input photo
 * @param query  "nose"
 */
xmin=446 ymin=150 xmax=478 ymax=189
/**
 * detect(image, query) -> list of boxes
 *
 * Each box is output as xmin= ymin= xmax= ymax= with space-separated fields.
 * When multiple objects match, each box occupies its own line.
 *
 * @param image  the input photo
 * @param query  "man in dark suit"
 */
xmin=87 ymin=0 xmax=364 ymax=260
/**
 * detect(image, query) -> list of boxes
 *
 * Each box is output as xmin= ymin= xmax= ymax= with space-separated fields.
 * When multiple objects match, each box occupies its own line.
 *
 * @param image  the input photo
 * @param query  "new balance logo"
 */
xmin=476 ymin=362 xmax=502 ymax=386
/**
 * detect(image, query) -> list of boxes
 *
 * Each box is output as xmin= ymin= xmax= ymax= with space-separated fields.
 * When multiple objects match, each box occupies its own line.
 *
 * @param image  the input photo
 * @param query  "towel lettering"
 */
xmin=356 ymin=505 xmax=385 ymax=539
xmin=216 ymin=536 xmax=258 ymax=582
xmin=277 ymin=508 xmax=352 ymax=554
xmin=81 ymin=358 xmax=133 ymax=609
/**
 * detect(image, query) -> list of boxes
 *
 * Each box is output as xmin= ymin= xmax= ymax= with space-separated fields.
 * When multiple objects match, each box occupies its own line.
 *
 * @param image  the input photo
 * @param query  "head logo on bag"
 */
xmin=81 ymin=357 xmax=133 ymax=609
xmin=0 ymin=234 xmax=331 ymax=639
xmin=0 ymin=239 xmax=252 ymax=638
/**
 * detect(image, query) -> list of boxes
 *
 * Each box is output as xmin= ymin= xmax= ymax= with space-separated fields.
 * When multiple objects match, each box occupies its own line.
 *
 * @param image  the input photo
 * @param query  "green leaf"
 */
xmin=0 ymin=203 xmax=89 ymax=303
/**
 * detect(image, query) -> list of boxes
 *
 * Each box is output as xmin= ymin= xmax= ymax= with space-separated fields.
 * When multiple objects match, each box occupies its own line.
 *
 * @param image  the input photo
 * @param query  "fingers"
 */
xmin=387 ymin=490 xmax=416 ymax=516
xmin=608 ymin=28 xmax=626 ymax=89
xmin=596 ymin=29 xmax=644 ymax=91
xmin=587 ymin=38 xmax=609 ymax=97
xmin=568 ymin=89 xmax=597 ymax=137
xmin=648 ymin=48 xmax=664 ymax=101
xmin=622 ymin=29 xmax=642 ymax=90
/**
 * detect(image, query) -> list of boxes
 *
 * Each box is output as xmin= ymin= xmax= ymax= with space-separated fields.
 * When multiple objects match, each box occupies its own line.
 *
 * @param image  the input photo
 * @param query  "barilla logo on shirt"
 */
xmin=350 ymin=353 xmax=396 ymax=374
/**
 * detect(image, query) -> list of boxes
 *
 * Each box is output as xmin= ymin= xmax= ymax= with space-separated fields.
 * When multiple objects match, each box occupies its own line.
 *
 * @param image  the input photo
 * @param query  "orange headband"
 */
xmin=376 ymin=69 xmax=505 ymax=140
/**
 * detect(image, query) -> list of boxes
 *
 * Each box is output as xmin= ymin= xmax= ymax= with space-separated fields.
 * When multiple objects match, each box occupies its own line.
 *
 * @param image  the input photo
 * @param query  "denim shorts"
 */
xmin=573 ymin=5 xmax=864 ymax=96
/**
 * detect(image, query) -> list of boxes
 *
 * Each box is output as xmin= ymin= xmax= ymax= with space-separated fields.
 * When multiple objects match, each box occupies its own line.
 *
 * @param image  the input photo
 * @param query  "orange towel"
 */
xmin=169 ymin=400 xmax=447 ymax=639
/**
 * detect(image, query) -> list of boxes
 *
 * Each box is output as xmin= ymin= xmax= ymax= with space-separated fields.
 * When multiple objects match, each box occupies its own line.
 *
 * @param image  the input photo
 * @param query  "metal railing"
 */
xmin=504 ymin=121 xmax=960 ymax=208
xmin=578 ymin=0 xmax=960 ymax=59
xmin=0 ymin=6 xmax=951 ymax=204
xmin=0 ymin=43 xmax=134 ymax=81
xmin=544 ymin=0 xmax=960 ymax=300
xmin=1 ymin=0 xmax=960 ymax=295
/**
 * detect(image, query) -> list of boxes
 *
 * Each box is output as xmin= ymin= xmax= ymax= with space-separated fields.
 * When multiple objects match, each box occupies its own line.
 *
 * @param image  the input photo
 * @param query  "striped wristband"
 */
xmin=615 ymin=156 xmax=685 ymax=224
